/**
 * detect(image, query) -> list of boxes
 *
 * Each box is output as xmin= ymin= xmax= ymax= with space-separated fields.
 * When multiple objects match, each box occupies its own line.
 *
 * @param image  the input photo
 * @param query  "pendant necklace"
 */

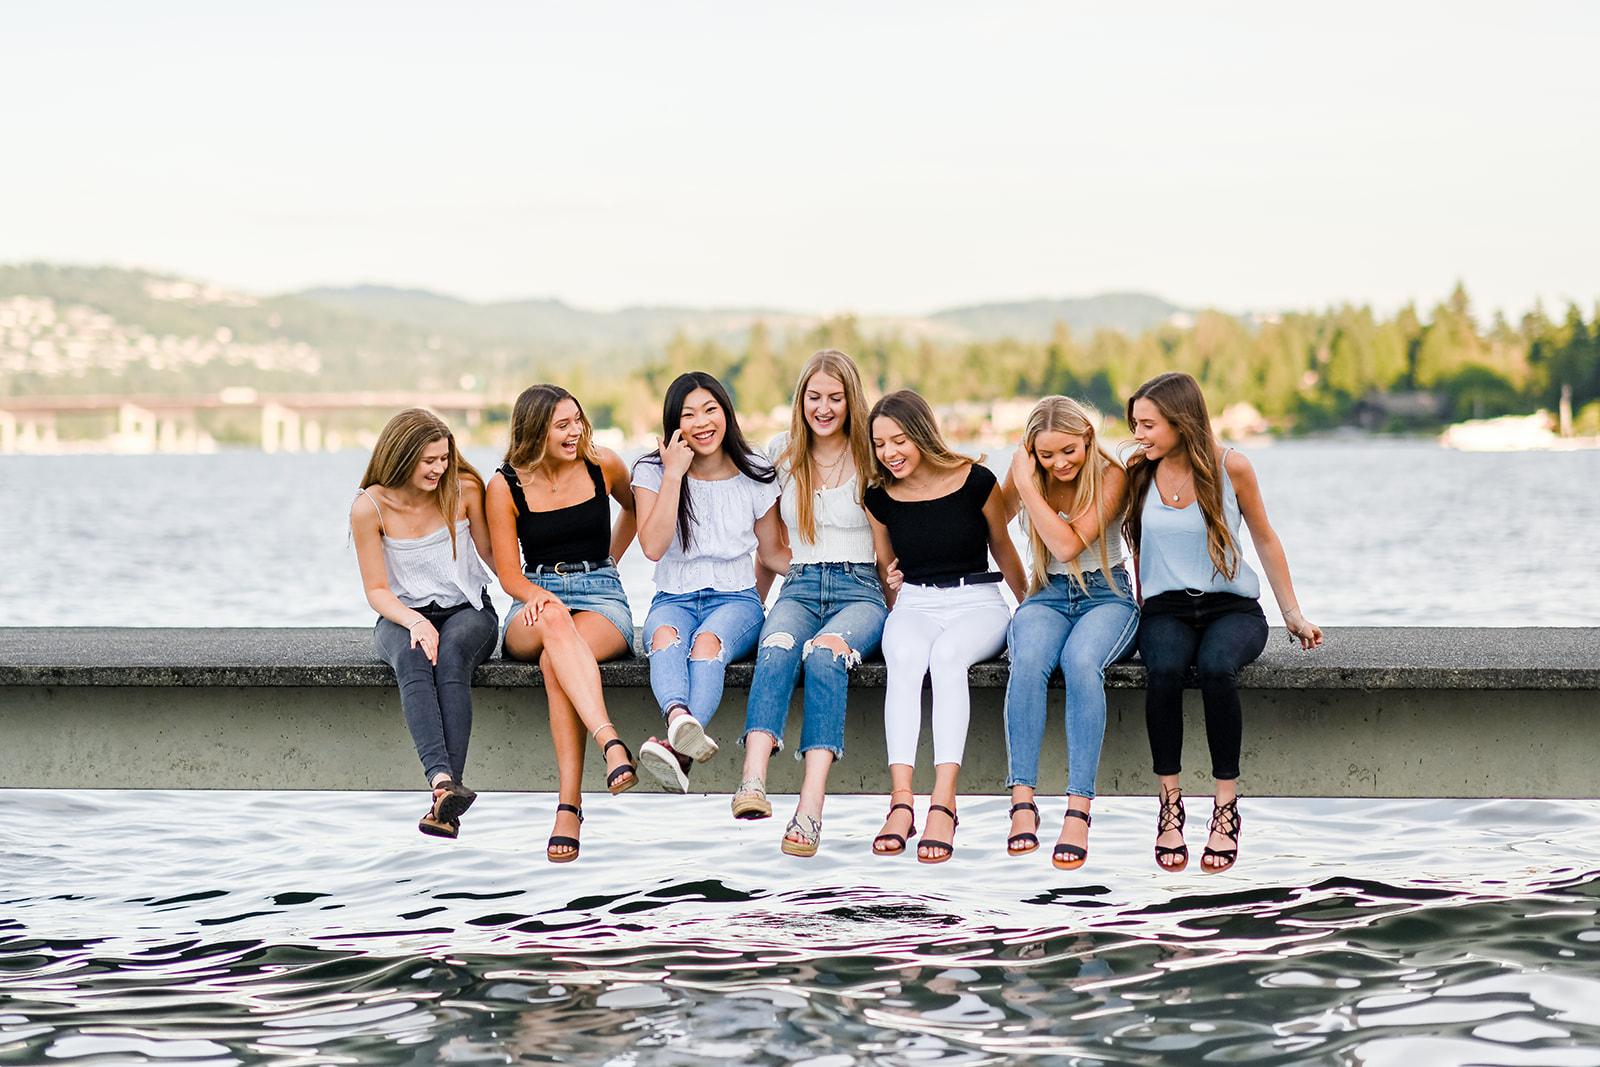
xmin=1164 ymin=468 xmax=1193 ymax=503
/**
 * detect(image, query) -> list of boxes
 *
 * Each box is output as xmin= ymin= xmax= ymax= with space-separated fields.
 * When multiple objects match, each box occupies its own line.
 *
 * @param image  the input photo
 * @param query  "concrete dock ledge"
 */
xmin=2 ymin=627 xmax=1597 ymax=797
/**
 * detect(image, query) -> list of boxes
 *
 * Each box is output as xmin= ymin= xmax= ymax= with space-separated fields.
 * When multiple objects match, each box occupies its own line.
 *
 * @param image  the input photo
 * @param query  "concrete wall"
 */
xmin=3 ymin=627 xmax=1597 ymax=796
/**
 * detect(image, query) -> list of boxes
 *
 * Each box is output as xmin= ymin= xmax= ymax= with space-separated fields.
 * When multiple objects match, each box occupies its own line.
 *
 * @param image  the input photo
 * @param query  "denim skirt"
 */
xmin=503 ymin=565 xmax=635 ymax=654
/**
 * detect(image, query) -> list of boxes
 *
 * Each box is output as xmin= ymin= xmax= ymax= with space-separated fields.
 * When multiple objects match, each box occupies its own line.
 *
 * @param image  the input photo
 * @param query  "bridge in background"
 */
xmin=0 ymin=389 xmax=497 ymax=454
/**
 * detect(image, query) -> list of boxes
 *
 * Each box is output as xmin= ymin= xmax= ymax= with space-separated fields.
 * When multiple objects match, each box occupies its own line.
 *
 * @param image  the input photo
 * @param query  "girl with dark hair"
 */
xmin=1125 ymin=371 xmax=1322 ymax=873
xmin=351 ymin=408 xmax=499 ymax=839
xmin=864 ymin=390 xmax=1027 ymax=863
xmin=734 ymin=350 xmax=889 ymax=856
xmin=486 ymin=384 xmax=640 ymax=862
xmin=631 ymin=371 xmax=788 ymax=792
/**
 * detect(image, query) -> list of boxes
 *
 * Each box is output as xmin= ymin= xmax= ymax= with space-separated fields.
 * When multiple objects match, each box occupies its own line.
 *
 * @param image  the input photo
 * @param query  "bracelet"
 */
xmin=1281 ymin=607 xmax=1301 ymax=619
xmin=408 ymin=618 xmax=428 ymax=632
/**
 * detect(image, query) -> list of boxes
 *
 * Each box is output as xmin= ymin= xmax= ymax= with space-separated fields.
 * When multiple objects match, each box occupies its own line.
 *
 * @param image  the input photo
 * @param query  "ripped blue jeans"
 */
xmin=642 ymin=587 xmax=765 ymax=727
xmin=742 ymin=562 xmax=888 ymax=760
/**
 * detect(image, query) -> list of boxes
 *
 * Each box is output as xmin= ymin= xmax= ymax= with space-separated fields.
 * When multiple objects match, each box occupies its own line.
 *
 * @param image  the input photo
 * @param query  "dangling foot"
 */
xmin=638 ymin=737 xmax=692 ymax=793
xmin=1155 ymin=786 xmax=1188 ymax=872
xmin=1202 ymin=797 xmax=1241 ymax=873
xmin=547 ymin=802 xmax=582 ymax=863
xmin=597 ymin=726 xmax=637 ymax=796
xmin=1007 ymin=801 xmax=1041 ymax=855
xmin=780 ymin=812 xmax=822 ymax=856
xmin=731 ymin=776 xmax=772 ymax=819
xmin=873 ymin=790 xmax=917 ymax=856
xmin=419 ymin=778 xmax=475 ymax=838
xmin=1052 ymin=807 xmax=1091 ymax=871
xmin=917 ymin=803 xmax=958 ymax=864
xmin=666 ymin=707 xmax=719 ymax=763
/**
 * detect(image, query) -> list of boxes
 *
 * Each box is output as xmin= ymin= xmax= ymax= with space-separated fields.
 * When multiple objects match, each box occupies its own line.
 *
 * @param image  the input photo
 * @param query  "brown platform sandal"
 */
xmin=1052 ymin=808 xmax=1091 ymax=871
xmin=917 ymin=803 xmax=959 ymax=865
xmin=547 ymin=803 xmax=583 ymax=863
xmin=873 ymin=791 xmax=917 ymax=856
xmin=1007 ymin=801 xmax=1041 ymax=855
xmin=418 ymin=778 xmax=476 ymax=838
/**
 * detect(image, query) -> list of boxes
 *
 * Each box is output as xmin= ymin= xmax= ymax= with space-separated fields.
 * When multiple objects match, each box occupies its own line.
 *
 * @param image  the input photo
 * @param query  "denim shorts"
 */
xmin=502 ymin=565 xmax=635 ymax=654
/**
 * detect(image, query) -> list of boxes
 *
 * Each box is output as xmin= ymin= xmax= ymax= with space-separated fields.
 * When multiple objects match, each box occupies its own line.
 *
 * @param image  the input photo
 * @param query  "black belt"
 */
xmin=915 ymin=571 xmax=1003 ymax=589
xmin=530 ymin=557 xmax=614 ymax=575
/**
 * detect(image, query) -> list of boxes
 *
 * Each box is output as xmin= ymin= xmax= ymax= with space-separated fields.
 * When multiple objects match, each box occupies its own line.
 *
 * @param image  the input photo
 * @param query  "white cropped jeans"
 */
xmin=881 ymin=581 xmax=1011 ymax=767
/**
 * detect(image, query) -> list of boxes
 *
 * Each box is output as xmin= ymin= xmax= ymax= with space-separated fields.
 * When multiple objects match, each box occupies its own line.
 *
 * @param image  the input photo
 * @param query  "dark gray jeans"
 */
xmin=374 ymin=597 xmax=499 ymax=785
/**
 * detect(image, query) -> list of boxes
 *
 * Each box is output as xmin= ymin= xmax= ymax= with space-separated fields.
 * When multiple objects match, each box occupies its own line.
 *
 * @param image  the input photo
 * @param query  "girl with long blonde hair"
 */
xmin=999 ymin=396 xmax=1139 ymax=870
xmin=863 ymin=390 xmax=1027 ymax=863
xmin=485 ymin=383 xmax=640 ymax=862
xmin=733 ymin=350 xmax=889 ymax=856
xmin=1125 ymin=372 xmax=1322 ymax=874
xmin=351 ymin=408 xmax=499 ymax=840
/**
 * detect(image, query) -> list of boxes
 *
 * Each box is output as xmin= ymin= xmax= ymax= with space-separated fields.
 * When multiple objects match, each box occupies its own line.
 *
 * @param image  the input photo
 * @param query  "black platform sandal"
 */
xmin=873 ymin=792 xmax=917 ymax=856
xmin=1052 ymin=808 xmax=1091 ymax=870
xmin=547 ymin=803 xmax=583 ymax=863
xmin=419 ymin=778 xmax=476 ymax=838
xmin=1202 ymin=797 xmax=1241 ymax=873
xmin=917 ymin=803 xmax=959 ymax=865
xmin=1155 ymin=787 xmax=1188 ymax=872
xmin=602 ymin=736 xmax=638 ymax=796
xmin=1007 ymin=801 xmax=1041 ymax=855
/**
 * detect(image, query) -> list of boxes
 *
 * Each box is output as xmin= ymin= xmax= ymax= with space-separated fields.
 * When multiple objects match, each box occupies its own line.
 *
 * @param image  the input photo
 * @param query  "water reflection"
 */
xmin=2 ymin=792 xmax=1598 ymax=1065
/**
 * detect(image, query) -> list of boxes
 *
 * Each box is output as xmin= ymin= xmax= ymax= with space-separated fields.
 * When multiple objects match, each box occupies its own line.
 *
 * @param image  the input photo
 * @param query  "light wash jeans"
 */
xmin=642 ymin=587 xmax=765 ymax=726
xmin=742 ymin=562 xmax=888 ymax=759
xmin=1003 ymin=568 xmax=1139 ymax=797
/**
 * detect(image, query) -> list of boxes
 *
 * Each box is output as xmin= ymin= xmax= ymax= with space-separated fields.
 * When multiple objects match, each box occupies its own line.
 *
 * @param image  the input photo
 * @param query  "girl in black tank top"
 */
xmin=484 ymin=385 xmax=641 ymax=862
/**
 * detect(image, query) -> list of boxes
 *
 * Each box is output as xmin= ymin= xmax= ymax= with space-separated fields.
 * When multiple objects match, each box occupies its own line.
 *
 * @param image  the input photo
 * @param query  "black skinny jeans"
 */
xmin=1137 ymin=590 xmax=1268 ymax=781
xmin=374 ymin=597 xmax=499 ymax=786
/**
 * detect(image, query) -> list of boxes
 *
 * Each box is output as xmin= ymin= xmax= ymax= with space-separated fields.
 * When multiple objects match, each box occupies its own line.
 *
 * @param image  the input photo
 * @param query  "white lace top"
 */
xmin=631 ymin=459 xmax=781 ymax=593
xmin=766 ymin=432 xmax=876 ymax=565
xmin=358 ymin=490 xmax=494 ymax=609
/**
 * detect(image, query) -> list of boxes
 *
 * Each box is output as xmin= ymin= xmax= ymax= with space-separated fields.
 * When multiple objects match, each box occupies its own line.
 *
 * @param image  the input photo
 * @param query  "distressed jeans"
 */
xmin=642 ymin=587 xmax=765 ymax=726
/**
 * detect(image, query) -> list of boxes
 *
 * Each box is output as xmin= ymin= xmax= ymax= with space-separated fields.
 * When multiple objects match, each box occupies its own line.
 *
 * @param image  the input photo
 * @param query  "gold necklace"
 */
xmin=1161 ymin=466 xmax=1193 ymax=503
xmin=814 ymin=447 xmax=849 ymax=489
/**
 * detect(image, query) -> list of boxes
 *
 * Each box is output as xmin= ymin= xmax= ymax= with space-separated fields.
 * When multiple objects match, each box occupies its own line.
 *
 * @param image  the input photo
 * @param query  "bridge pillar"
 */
xmin=156 ymin=411 xmax=199 ymax=453
xmin=0 ymin=412 xmax=60 ymax=454
xmin=302 ymin=419 xmax=322 ymax=453
xmin=117 ymin=404 xmax=157 ymax=454
xmin=261 ymin=404 xmax=301 ymax=454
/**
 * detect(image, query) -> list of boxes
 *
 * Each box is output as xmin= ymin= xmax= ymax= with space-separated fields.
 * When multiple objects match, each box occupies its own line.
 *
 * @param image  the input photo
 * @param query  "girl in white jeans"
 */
xmin=863 ymin=391 xmax=1027 ymax=863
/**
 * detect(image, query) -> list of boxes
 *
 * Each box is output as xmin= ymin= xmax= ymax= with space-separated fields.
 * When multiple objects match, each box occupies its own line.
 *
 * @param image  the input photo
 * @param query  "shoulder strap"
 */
xmin=500 ymin=463 xmax=532 ymax=515
xmin=356 ymin=487 xmax=386 ymax=535
xmin=585 ymin=457 xmax=607 ymax=498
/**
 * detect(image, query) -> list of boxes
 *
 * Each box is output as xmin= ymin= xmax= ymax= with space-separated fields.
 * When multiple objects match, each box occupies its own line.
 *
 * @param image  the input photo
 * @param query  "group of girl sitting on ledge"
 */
xmin=350 ymin=355 xmax=1323 ymax=872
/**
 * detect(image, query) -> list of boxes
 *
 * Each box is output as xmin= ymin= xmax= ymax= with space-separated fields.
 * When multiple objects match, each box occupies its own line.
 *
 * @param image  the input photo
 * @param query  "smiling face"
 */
xmin=545 ymin=397 xmax=584 ymax=463
xmin=411 ymin=437 xmax=451 ymax=493
xmin=872 ymin=415 xmax=921 ymax=482
xmin=802 ymin=371 xmax=848 ymax=441
xmin=1032 ymin=429 xmax=1089 ymax=484
xmin=679 ymin=387 xmax=727 ymax=456
xmin=1131 ymin=398 xmax=1180 ymax=461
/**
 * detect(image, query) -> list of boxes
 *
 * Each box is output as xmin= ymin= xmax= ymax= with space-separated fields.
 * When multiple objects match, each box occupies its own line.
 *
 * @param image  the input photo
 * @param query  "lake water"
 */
xmin=3 ymin=440 xmax=1599 ymax=1064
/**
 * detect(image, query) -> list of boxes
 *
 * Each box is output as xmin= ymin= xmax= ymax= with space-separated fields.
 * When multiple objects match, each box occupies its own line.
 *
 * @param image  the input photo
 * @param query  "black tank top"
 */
xmin=863 ymin=463 xmax=996 ymax=585
xmin=500 ymin=460 xmax=612 ymax=567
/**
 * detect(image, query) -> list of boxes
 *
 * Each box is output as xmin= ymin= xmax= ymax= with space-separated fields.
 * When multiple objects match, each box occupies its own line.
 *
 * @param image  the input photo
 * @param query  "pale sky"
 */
xmin=4 ymin=1 xmax=1598 ymax=319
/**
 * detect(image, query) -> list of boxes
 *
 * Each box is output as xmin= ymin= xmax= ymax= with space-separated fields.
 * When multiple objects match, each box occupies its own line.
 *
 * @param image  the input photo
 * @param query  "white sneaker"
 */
xmin=667 ymin=714 xmax=719 ymax=763
xmin=638 ymin=738 xmax=689 ymax=793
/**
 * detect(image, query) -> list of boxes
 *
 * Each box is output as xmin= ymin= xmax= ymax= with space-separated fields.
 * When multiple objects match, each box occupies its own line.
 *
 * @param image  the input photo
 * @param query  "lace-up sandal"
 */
xmin=873 ymin=792 xmax=917 ymax=856
xmin=547 ymin=803 xmax=583 ymax=863
xmin=780 ymin=812 xmax=822 ymax=857
xmin=601 ymin=735 xmax=638 ymax=796
xmin=1052 ymin=808 xmax=1091 ymax=871
xmin=1155 ymin=788 xmax=1188 ymax=872
xmin=731 ymin=776 xmax=772 ymax=819
xmin=1202 ymin=797 xmax=1241 ymax=873
xmin=917 ymin=803 xmax=959 ymax=865
xmin=1007 ymin=801 xmax=1041 ymax=855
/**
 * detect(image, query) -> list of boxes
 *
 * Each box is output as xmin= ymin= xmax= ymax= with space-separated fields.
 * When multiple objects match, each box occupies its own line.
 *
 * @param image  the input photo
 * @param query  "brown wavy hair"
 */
xmin=504 ymin=384 xmax=601 ymax=472
xmin=360 ymin=408 xmax=482 ymax=557
xmin=866 ymin=390 xmax=974 ymax=486
xmin=779 ymin=349 xmax=874 ymax=542
xmin=1020 ymin=396 xmax=1124 ymax=596
xmin=1122 ymin=372 xmax=1240 ymax=580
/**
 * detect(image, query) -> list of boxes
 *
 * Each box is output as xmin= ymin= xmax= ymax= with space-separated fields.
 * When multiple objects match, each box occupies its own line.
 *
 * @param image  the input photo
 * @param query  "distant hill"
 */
xmin=295 ymin=286 xmax=1188 ymax=347
xmin=928 ymin=293 xmax=1186 ymax=340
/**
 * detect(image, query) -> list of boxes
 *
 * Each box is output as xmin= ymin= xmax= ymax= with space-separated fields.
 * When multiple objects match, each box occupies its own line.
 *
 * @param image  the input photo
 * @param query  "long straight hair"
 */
xmin=780 ymin=349 xmax=874 ymax=542
xmin=1122 ymin=372 xmax=1240 ymax=579
xmin=505 ymin=383 xmax=601 ymax=471
xmin=865 ymin=390 xmax=972 ymax=487
xmin=635 ymin=371 xmax=775 ymax=551
xmin=360 ymin=407 xmax=482 ymax=557
xmin=1020 ymin=396 xmax=1124 ymax=595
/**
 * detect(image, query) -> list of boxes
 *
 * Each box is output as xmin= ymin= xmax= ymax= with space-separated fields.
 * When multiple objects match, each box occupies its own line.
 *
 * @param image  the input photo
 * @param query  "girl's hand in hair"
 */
xmin=661 ymin=429 xmax=694 ymax=480
xmin=1009 ymin=441 xmax=1036 ymax=490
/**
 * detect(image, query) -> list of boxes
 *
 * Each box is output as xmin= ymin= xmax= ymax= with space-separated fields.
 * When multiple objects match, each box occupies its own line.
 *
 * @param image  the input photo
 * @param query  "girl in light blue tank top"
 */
xmin=1124 ymin=373 xmax=1323 ymax=876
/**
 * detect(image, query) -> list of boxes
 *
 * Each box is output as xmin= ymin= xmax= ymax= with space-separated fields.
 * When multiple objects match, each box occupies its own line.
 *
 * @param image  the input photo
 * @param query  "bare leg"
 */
xmin=545 ymin=654 xmax=585 ymax=860
xmin=1008 ymin=783 xmax=1038 ymax=853
xmin=917 ymin=762 xmax=961 ymax=861
xmin=741 ymin=730 xmax=776 ymax=785
xmin=873 ymin=764 xmax=916 ymax=853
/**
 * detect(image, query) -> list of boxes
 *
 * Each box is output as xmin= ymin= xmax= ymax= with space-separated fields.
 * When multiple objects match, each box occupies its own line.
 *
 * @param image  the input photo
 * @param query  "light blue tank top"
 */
xmin=1137 ymin=452 xmax=1260 ymax=599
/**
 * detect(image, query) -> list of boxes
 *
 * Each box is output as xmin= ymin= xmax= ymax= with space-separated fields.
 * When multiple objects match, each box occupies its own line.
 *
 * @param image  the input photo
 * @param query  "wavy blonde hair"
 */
xmin=866 ymin=390 xmax=973 ymax=486
xmin=505 ymin=384 xmax=601 ymax=472
xmin=1020 ymin=396 xmax=1124 ymax=596
xmin=779 ymin=349 xmax=874 ymax=542
xmin=360 ymin=408 xmax=482 ymax=557
xmin=1122 ymin=372 xmax=1241 ymax=580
